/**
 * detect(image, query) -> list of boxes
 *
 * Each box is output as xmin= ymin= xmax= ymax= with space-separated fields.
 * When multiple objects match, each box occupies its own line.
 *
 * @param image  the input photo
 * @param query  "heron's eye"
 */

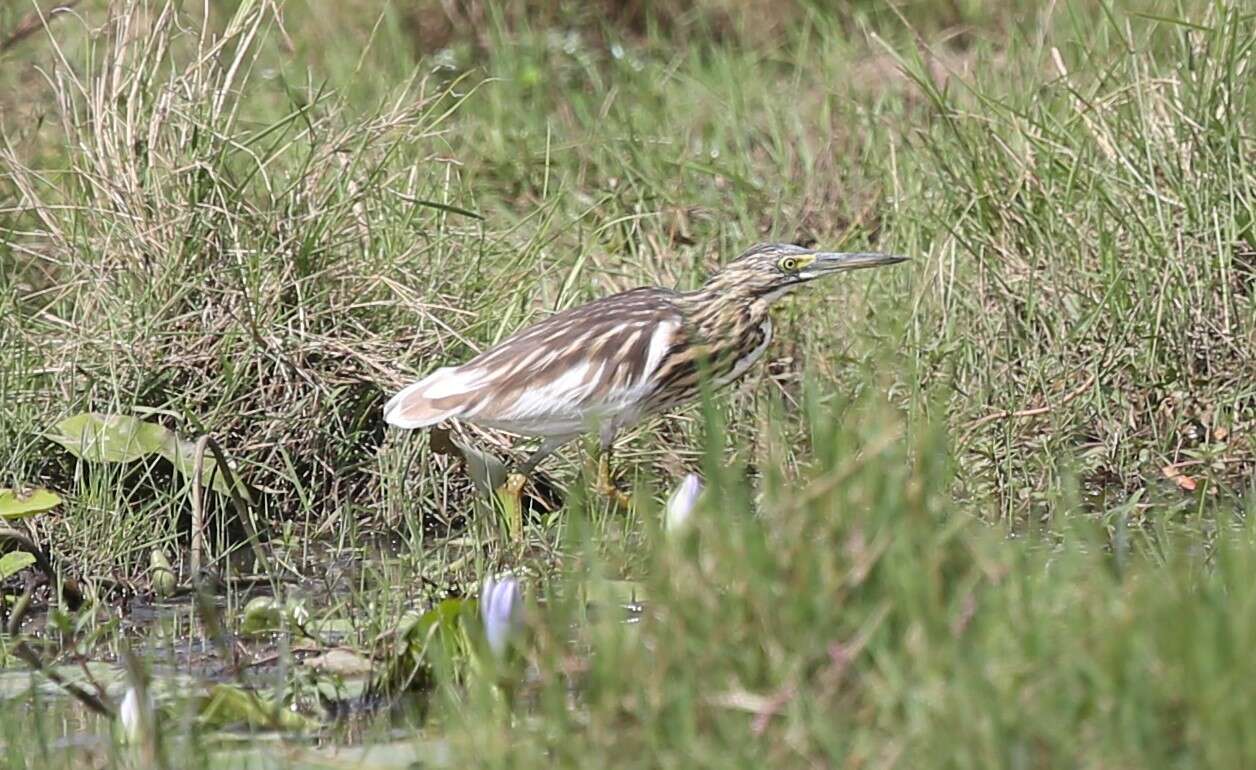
xmin=779 ymin=257 xmax=799 ymax=272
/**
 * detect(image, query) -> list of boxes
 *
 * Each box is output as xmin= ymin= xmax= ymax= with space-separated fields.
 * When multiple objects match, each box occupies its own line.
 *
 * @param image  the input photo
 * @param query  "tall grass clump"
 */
xmin=893 ymin=4 xmax=1255 ymax=523
xmin=440 ymin=391 xmax=1256 ymax=768
xmin=1 ymin=2 xmax=506 ymax=568
xmin=0 ymin=0 xmax=1254 ymax=768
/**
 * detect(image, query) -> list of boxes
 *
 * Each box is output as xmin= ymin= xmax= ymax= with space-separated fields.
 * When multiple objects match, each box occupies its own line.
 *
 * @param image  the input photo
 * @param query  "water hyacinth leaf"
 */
xmin=149 ymin=549 xmax=177 ymax=597
xmin=417 ymin=597 xmax=473 ymax=637
xmin=240 ymin=596 xmax=282 ymax=636
xmin=197 ymin=683 xmax=318 ymax=732
xmin=160 ymin=436 xmax=250 ymax=501
xmin=46 ymin=413 xmax=168 ymax=463
xmin=0 ymin=552 xmax=36 ymax=580
xmin=314 ymin=674 xmax=371 ymax=703
xmin=47 ymin=414 xmax=250 ymax=501
xmin=0 ymin=662 xmax=128 ymax=702
xmin=240 ymin=596 xmax=308 ymax=636
xmin=453 ymin=438 xmax=509 ymax=499
xmin=367 ymin=600 xmax=476 ymax=697
xmin=0 ymin=488 xmax=62 ymax=520
xmin=268 ymin=739 xmax=452 ymax=768
xmin=401 ymin=598 xmax=474 ymax=658
xmin=304 ymin=616 xmax=358 ymax=639
xmin=303 ymin=648 xmax=374 ymax=677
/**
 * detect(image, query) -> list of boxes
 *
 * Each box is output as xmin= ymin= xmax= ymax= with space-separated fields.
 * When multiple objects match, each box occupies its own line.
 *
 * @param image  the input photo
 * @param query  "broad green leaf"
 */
xmin=150 ymin=549 xmax=177 ymax=597
xmin=0 ymin=552 xmax=35 ymax=579
xmin=46 ymin=413 xmax=169 ymax=463
xmin=306 ymin=616 xmax=358 ymax=638
xmin=453 ymin=438 xmax=509 ymax=499
xmin=303 ymin=647 xmax=373 ymax=677
xmin=211 ymin=737 xmax=451 ymax=769
xmin=197 ymin=683 xmax=318 ymax=732
xmin=0 ymin=661 xmax=126 ymax=700
xmin=401 ymin=598 xmax=475 ymax=663
xmin=240 ymin=596 xmax=309 ymax=636
xmin=47 ymin=414 xmax=251 ymax=502
xmin=418 ymin=598 xmax=472 ymax=637
xmin=372 ymin=601 xmax=475 ymax=697
xmin=0 ymin=488 xmax=62 ymax=520
xmin=160 ymin=436 xmax=249 ymax=501
xmin=240 ymin=596 xmax=284 ymax=636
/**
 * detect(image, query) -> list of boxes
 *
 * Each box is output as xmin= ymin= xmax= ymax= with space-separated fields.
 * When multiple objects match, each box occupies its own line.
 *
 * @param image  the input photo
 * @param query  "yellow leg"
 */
xmin=592 ymin=453 xmax=633 ymax=508
xmin=495 ymin=472 xmax=527 ymax=539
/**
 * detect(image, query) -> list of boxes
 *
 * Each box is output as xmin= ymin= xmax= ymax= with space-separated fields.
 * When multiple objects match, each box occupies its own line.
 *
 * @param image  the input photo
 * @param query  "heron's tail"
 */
xmin=383 ymin=367 xmax=471 ymax=429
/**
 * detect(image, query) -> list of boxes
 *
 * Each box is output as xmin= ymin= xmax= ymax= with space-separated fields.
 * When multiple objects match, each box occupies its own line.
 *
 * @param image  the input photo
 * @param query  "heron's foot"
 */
xmin=494 ymin=472 xmax=527 ymax=538
xmin=496 ymin=471 xmax=527 ymax=499
xmin=592 ymin=454 xmax=632 ymax=508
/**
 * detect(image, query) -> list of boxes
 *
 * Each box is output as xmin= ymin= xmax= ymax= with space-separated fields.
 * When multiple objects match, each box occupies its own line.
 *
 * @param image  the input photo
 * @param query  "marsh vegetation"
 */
xmin=1 ymin=0 xmax=1254 ymax=767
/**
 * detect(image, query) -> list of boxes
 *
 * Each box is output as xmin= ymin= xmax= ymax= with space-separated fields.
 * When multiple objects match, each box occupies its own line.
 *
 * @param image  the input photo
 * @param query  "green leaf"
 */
xmin=46 ymin=413 xmax=169 ymax=463
xmin=240 ymin=596 xmax=308 ymax=636
xmin=303 ymin=647 xmax=373 ymax=677
xmin=159 ymin=436 xmax=249 ymax=501
xmin=401 ymin=598 xmax=475 ymax=659
xmin=452 ymin=438 xmax=509 ymax=499
xmin=419 ymin=597 xmax=472 ymax=636
xmin=400 ymin=196 xmax=484 ymax=220
xmin=197 ymin=683 xmax=318 ymax=732
xmin=149 ymin=549 xmax=177 ymax=597
xmin=240 ymin=596 xmax=285 ymax=636
xmin=0 ymin=488 xmax=62 ymax=520
xmin=46 ymin=414 xmax=251 ymax=502
xmin=0 ymin=552 xmax=36 ymax=580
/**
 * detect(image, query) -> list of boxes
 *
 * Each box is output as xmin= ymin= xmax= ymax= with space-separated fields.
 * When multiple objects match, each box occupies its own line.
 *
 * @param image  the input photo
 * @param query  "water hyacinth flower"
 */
xmin=118 ymin=685 xmax=153 ymax=743
xmin=480 ymin=574 xmax=523 ymax=659
xmin=665 ymin=473 xmax=704 ymax=534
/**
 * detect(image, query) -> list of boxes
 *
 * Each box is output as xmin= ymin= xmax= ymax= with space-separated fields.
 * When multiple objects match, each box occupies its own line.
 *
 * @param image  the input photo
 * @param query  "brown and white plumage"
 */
xmin=385 ymin=243 xmax=906 ymax=471
xmin=385 ymin=289 xmax=686 ymax=438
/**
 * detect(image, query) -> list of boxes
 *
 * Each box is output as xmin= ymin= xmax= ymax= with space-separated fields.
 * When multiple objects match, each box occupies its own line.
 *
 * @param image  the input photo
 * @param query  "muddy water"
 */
xmin=0 ymin=535 xmax=472 ymax=766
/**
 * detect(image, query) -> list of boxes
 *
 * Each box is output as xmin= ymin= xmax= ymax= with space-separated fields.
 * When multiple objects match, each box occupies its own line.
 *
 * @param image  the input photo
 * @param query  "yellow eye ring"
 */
xmin=779 ymin=257 xmax=799 ymax=272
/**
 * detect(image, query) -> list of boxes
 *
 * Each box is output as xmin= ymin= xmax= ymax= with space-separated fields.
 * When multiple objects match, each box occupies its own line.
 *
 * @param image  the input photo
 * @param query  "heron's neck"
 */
xmin=679 ymin=283 xmax=772 ymax=340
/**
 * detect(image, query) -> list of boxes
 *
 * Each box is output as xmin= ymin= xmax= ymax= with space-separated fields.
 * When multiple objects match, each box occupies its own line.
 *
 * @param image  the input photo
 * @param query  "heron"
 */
xmin=385 ymin=243 xmax=907 ymax=505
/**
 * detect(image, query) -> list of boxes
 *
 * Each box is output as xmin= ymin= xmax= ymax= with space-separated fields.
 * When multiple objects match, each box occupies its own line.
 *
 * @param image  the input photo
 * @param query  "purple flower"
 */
xmin=665 ymin=473 xmax=703 ymax=534
xmin=480 ymin=574 xmax=523 ymax=658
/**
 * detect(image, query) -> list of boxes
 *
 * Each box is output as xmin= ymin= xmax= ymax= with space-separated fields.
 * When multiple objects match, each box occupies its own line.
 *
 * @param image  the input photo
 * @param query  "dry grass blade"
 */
xmin=0 ymin=1 xmax=79 ymax=54
xmin=4 ymin=0 xmax=489 ymax=534
xmin=961 ymin=372 xmax=1098 ymax=443
xmin=11 ymin=640 xmax=113 ymax=717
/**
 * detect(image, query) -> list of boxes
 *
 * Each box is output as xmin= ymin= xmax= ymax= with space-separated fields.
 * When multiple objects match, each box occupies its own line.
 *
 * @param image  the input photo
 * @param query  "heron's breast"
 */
xmin=712 ymin=318 xmax=773 ymax=388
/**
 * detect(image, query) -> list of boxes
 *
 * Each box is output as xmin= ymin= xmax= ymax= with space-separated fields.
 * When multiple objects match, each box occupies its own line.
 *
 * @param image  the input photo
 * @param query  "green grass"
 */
xmin=0 ymin=0 xmax=1254 ymax=767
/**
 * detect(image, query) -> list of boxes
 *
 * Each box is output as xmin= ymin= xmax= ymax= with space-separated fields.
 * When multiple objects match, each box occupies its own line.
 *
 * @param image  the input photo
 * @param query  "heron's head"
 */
xmin=703 ymin=242 xmax=908 ymax=303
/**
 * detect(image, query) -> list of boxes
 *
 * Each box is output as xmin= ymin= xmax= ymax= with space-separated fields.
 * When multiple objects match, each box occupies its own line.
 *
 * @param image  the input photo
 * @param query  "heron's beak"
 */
xmin=804 ymin=251 xmax=909 ymax=279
